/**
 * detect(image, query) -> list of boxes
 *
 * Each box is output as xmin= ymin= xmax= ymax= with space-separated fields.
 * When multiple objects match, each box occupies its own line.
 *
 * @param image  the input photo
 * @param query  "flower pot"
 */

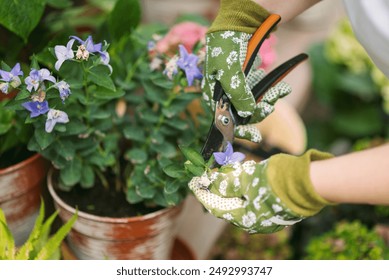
xmin=47 ymin=168 xmax=185 ymax=260
xmin=0 ymin=153 xmax=48 ymax=245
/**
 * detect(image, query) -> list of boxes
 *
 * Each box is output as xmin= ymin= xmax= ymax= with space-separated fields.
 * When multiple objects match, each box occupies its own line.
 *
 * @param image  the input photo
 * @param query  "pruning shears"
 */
xmin=201 ymin=14 xmax=308 ymax=162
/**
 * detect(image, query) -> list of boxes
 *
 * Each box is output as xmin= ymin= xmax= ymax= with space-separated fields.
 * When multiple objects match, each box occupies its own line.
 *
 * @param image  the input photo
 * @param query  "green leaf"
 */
xmin=164 ymin=179 xmax=181 ymax=194
xmin=56 ymin=140 xmax=75 ymax=161
xmin=108 ymin=0 xmax=141 ymax=41
xmin=184 ymin=161 xmax=204 ymax=176
xmin=80 ymin=165 xmax=95 ymax=188
xmin=60 ymin=120 xmax=87 ymax=136
xmin=179 ymin=146 xmax=205 ymax=167
xmin=15 ymin=200 xmax=46 ymax=260
xmin=60 ymin=158 xmax=82 ymax=187
xmin=136 ymin=184 xmax=156 ymax=199
xmin=87 ymin=66 xmax=116 ymax=91
xmin=163 ymin=191 xmax=181 ymax=206
xmin=0 ymin=209 xmax=15 ymax=259
xmin=92 ymin=87 xmax=124 ymax=100
xmin=35 ymin=210 xmax=78 ymax=260
xmin=34 ymin=128 xmax=55 ymax=150
xmin=152 ymin=142 xmax=177 ymax=158
xmin=0 ymin=0 xmax=46 ymax=42
xmin=166 ymin=118 xmax=189 ymax=130
xmin=126 ymin=184 xmax=143 ymax=204
xmin=123 ymin=126 xmax=145 ymax=141
xmin=163 ymin=163 xmax=185 ymax=179
xmin=14 ymin=89 xmax=30 ymax=101
xmin=125 ymin=148 xmax=148 ymax=164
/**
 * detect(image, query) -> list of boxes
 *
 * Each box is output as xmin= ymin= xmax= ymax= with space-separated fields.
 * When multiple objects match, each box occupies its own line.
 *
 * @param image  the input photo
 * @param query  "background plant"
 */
xmin=289 ymin=18 xmax=389 ymax=259
xmin=0 ymin=200 xmax=77 ymax=260
xmin=304 ymin=220 xmax=389 ymax=260
xmin=306 ymin=18 xmax=388 ymax=153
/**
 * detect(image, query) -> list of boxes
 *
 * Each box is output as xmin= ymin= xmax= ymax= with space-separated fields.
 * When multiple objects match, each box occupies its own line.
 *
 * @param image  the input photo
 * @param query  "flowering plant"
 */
xmin=111 ymin=21 xmax=210 ymax=207
xmin=1 ymin=35 xmax=118 ymax=188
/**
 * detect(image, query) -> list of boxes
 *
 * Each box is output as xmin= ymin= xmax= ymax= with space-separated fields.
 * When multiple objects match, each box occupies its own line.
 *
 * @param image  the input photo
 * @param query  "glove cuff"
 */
xmin=207 ymin=0 xmax=270 ymax=34
xmin=267 ymin=149 xmax=335 ymax=217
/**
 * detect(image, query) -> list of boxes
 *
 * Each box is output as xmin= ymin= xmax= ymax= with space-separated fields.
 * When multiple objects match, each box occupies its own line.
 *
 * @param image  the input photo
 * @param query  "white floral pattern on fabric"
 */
xmin=188 ymin=159 xmax=305 ymax=234
xmin=202 ymin=31 xmax=292 ymax=143
xmin=211 ymin=47 xmax=223 ymax=57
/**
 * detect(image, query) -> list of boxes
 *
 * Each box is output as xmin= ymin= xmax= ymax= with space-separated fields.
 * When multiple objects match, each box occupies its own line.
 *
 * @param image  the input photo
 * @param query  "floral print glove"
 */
xmin=202 ymin=0 xmax=292 ymax=142
xmin=189 ymin=149 xmax=333 ymax=234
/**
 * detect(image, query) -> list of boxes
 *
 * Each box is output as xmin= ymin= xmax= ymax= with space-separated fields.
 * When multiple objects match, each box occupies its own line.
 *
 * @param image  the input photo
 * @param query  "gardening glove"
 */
xmin=189 ymin=149 xmax=334 ymax=234
xmin=202 ymin=0 xmax=292 ymax=143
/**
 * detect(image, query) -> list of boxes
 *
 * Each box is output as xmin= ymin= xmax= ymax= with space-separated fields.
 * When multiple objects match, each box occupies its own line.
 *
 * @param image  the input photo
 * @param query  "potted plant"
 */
xmin=0 ymin=0 xmax=108 ymax=247
xmin=2 ymin=0 xmax=210 ymax=259
xmin=46 ymin=21 xmax=209 ymax=259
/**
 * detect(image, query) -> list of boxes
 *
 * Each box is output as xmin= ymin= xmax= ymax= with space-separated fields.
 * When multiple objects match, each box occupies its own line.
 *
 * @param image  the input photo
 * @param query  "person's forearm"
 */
xmin=310 ymin=144 xmax=389 ymax=205
xmin=254 ymin=0 xmax=322 ymax=23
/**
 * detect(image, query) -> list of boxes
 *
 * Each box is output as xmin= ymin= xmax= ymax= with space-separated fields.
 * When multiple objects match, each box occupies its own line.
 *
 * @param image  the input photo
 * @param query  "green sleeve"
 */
xmin=207 ymin=0 xmax=270 ymax=34
xmin=267 ymin=149 xmax=335 ymax=217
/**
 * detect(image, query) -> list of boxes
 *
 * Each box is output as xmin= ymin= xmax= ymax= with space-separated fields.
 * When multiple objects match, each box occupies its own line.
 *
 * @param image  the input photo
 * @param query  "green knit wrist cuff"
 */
xmin=207 ymin=0 xmax=270 ymax=34
xmin=267 ymin=150 xmax=334 ymax=217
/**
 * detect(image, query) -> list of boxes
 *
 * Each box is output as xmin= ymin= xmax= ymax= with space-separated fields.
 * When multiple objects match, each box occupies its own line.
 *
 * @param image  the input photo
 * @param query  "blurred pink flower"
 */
xmin=259 ymin=34 xmax=277 ymax=70
xmin=155 ymin=22 xmax=207 ymax=56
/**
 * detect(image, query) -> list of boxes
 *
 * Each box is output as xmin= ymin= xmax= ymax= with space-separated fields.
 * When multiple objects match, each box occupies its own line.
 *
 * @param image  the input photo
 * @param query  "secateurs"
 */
xmin=201 ymin=14 xmax=308 ymax=162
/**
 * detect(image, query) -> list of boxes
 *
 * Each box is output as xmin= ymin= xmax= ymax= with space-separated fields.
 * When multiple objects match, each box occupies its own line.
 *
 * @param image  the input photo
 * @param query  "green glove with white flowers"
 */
xmin=189 ymin=147 xmax=334 ymax=234
xmin=202 ymin=0 xmax=292 ymax=143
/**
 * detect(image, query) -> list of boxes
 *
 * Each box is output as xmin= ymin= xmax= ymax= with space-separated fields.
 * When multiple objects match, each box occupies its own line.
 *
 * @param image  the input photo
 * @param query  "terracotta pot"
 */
xmin=0 ymin=153 xmax=48 ymax=245
xmin=47 ymin=169 xmax=185 ymax=260
xmin=61 ymin=238 xmax=196 ymax=260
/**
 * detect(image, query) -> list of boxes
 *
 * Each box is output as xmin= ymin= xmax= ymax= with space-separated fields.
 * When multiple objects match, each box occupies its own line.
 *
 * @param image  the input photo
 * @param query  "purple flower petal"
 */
xmin=213 ymin=142 xmax=246 ymax=166
xmin=0 ymin=63 xmax=23 ymax=83
xmin=176 ymin=44 xmax=203 ymax=86
xmin=214 ymin=151 xmax=227 ymax=165
xmin=45 ymin=109 xmax=69 ymax=133
xmin=22 ymin=100 xmax=49 ymax=118
xmin=229 ymin=152 xmax=246 ymax=164
xmin=54 ymin=39 xmax=75 ymax=71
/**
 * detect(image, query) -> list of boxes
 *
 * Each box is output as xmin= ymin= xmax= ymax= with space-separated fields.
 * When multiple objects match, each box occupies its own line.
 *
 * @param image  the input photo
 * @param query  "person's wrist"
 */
xmin=207 ymin=0 xmax=270 ymax=33
xmin=266 ymin=149 xmax=335 ymax=217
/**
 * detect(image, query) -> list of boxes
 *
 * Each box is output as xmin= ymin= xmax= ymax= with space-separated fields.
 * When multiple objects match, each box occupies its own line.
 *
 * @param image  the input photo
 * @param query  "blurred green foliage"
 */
xmin=306 ymin=19 xmax=388 ymax=153
xmin=305 ymin=221 xmax=388 ymax=260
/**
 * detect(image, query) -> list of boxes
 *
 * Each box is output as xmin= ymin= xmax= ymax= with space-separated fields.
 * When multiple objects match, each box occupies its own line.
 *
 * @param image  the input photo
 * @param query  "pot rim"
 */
xmin=47 ymin=168 xmax=183 ymax=224
xmin=0 ymin=153 xmax=42 ymax=175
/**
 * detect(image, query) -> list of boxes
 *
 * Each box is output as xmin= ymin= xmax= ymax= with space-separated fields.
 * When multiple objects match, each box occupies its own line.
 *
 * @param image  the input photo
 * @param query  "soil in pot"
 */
xmin=53 ymin=175 xmax=163 ymax=218
xmin=0 ymin=146 xmax=35 ymax=169
xmin=48 ymin=169 xmax=184 ymax=260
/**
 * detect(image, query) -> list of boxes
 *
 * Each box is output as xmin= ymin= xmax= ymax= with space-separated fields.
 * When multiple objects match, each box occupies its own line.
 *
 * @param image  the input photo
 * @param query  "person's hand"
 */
xmin=202 ymin=0 xmax=292 ymax=142
xmin=189 ymin=148 xmax=333 ymax=234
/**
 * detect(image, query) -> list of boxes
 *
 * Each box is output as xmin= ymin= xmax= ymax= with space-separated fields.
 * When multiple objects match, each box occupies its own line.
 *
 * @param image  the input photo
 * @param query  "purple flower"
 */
xmin=55 ymin=81 xmax=71 ymax=102
xmin=54 ymin=39 xmax=75 ymax=71
xmin=71 ymin=35 xmax=103 ymax=61
xmin=70 ymin=35 xmax=111 ymax=71
xmin=25 ymin=69 xmax=56 ymax=92
xmin=213 ymin=142 xmax=245 ymax=166
xmin=71 ymin=35 xmax=102 ymax=53
xmin=99 ymin=50 xmax=112 ymax=73
xmin=176 ymin=44 xmax=203 ymax=86
xmin=45 ymin=109 xmax=69 ymax=133
xmin=22 ymin=100 xmax=50 ymax=118
xmin=0 ymin=63 xmax=23 ymax=93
